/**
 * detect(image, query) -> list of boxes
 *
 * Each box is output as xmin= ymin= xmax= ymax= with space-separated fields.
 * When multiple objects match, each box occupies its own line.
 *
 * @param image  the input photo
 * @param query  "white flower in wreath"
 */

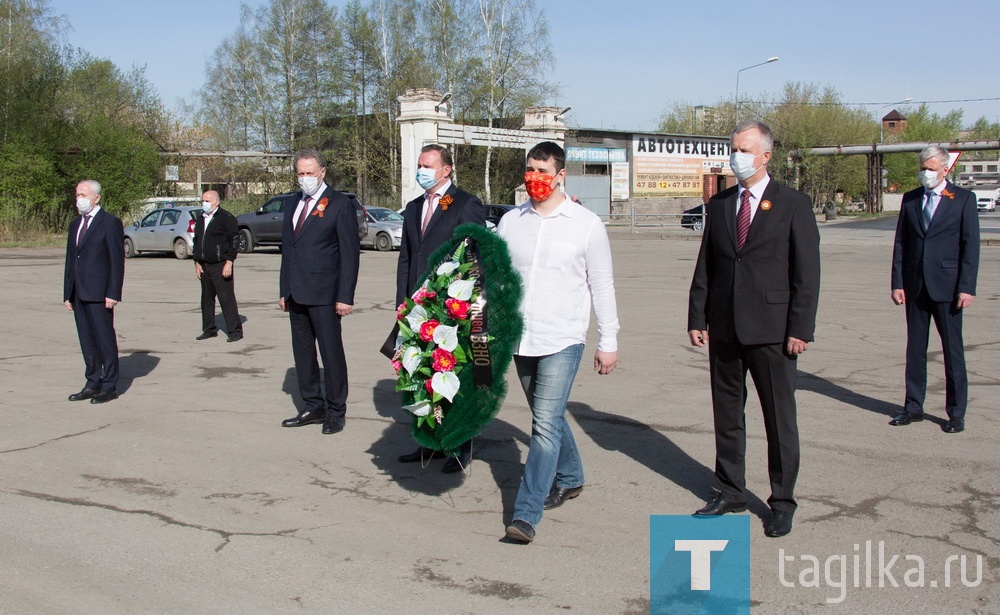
xmin=404 ymin=399 xmax=432 ymax=416
xmin=436 ymin=260 xmax=460 ymax=276
xmin=448 ymin=278 xmax=475 ymax=301
xmin=405 ymin=303 xmax=428 ymax=331
xmin=431 ymin=371 xmax=460 ymax=402
xmin=401 ymin=345 xmax=423 ymax=375
xmin=432 ymin=323 xmax=459 ymax=352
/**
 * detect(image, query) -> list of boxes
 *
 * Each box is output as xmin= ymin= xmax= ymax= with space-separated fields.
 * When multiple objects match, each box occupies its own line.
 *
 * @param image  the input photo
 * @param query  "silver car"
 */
xmin=362 ymin=207 xmax=403 ymax=251
xmin=124 ymin=205 xmax=201 ymax=259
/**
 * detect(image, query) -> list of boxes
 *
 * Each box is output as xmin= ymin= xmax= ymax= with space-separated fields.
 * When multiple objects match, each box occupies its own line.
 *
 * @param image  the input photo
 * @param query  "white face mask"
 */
xmin=298 ymin=176 xmax=321 ymax=196
xmin=415 ymin=167 xmax=438 ymax=190
xmin=76 ymin=197 xmax=94 ymax=215
xmin=202 ymin=201 xmax=213 ymax=214
xmin=729 ymin=151 xmax=760 ymax=181
xmin=919 ymin=169 xmax=943 ymax=191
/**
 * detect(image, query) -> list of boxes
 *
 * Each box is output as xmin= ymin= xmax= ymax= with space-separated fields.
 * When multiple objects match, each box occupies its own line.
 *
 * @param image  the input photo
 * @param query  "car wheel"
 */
xmin=374 ymin=233 xmax=392 ymax=252
xmin=239 ymin=228 xmax=254 ymax=253
xmin=693 ymin=218 xmax=705 ymax=232
xmin=124 ymin=237 xmax=136 ymax=259
xmin=173 ymin=238 xmax=190 ymax=260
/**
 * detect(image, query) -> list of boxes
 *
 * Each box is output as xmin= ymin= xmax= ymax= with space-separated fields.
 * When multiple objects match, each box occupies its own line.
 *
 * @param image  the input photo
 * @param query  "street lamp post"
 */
xmin=878 ymin=97 xmax=913 ymax=144
xmin=735 ymin=57 xmax=778 ymax=122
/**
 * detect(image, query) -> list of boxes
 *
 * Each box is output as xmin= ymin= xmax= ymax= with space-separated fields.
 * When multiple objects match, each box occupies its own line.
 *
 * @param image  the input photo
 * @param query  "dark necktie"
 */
xmin=78 ymin=215 xmax=90 ymax=244
xmin=736 ymin=189 xmax=751 ymax=249
xmin=294 ymin=196 xmax=311 ymax=239
xmin=923 ymin=192 xmax=935 ymax=226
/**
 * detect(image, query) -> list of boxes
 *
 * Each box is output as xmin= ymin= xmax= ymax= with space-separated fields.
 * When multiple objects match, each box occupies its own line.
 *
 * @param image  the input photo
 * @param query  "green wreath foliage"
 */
xmin=397 ymin=223 xmax=523 ymax=453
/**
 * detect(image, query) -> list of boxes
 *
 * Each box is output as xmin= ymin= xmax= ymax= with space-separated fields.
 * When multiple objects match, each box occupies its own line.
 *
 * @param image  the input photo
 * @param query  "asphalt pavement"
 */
xmin=0 ymin=221 xmax=997 ymax=614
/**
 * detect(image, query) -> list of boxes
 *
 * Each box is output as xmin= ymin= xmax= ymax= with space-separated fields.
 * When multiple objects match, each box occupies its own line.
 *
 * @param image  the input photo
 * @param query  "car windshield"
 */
xmin=369 ymin=208 xmax=403 ymax=222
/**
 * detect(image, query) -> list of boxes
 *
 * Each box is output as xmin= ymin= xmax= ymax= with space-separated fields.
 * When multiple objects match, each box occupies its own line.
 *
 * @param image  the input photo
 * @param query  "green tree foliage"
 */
xmin=0 ymin=0 xmax=166 ymax=238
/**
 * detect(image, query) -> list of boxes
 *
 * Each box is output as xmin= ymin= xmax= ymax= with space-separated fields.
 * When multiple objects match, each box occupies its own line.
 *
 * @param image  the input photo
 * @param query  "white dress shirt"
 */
xmin=292 ymin=191 xmax=321 ymax=230
xmin=497 ymin=196 xmax=620 ymax=356
xmin=736 ymin=174 xmax=771 ymax=224
xmin=421 ymin=180 xmax=452 ymax=223
xmin=77 ymin=205 xmax=102 ymax=244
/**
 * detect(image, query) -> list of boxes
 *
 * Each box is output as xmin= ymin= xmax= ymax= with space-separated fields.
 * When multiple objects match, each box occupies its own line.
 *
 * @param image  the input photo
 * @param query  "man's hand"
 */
xmin=891 ymin=289 xmax=906 ymax=305
xmin=786 ymin=336 xmax=808 ymax=356
xmin=105 ymin=298 xmax=118 ymax=310
xmin=688 ymin=329 xmax=708 ymax=347
xmin=956 ymin=293 xmax=974 ymax=310
xmin=336 ymin=302 xmax=353 ymax=317
xmin=222 ymin=261 xmax=233 ymax=279
xmin=195 ymin=262 xmax=203 ymax=280
xmin=64 ymin=300 xmax=73 ymax=312
xmin=595 ymin=350 xmax=617 ymax=375
xmin=279 ymin=297 xmax=288 ymax=312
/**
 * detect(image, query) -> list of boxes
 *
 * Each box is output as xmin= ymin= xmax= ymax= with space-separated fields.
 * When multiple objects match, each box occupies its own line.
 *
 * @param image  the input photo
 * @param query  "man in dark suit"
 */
xmin=890 ymin=145 xmax=979 ymax=434
xmin=64 ymin=179 xmax=125 ymax=404
xmin=279 ymin=149 xmax=361 ymax=435
xmin=687 ymin=120 xmax=820 ymax=538
xmin=395 ymin=144 xmax=486 ymax=472
xmin=193 ymin=190 xmax=242 ymax=342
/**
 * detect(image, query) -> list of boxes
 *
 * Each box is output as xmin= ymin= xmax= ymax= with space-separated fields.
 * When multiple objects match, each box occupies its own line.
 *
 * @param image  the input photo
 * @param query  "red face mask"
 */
xmin=524 ymin=171 xmax=557 ymax=202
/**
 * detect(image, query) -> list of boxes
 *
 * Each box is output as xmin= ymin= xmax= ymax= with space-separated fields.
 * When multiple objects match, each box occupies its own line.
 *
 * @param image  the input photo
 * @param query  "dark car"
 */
xmin=681 ymin=204 xmax=707 ymax=232
xmin=237 ymin=191 xmax=368 ymax=253
xmin=484 ymin=204 xmax=514 ymax=226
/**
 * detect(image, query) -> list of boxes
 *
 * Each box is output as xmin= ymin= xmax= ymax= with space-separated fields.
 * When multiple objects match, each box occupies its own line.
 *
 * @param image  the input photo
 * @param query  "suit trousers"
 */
xmin=199 ymin=261 xmax=241 ymax=335
xmin=72 ymin=297 xmax=119 ymax=393
xmin=708 ymin=337 xmax=799 ymax=513
xmin=287 ymin=298 xmax=348 ymax=418
xmin=904 ymin=287 xmax=967 ymax=422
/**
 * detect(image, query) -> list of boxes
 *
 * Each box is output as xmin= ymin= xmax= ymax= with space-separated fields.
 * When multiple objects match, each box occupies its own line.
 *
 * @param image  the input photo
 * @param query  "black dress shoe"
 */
xmin=227 ymin=332 xmax=243 ymax=343
xmin=764 ymin=509 xmax=794 ymax=537
xmin=281 ymin=410 xmax=326 ymax=427
xmin=322 ymin=418 xmax=345 ymax=435
xmin=196 ymin=331 xmax=218 ymax=340
xmin=504 ymin=519 xmax=535 ymax=543
xmin=889 ymin=411 xmax=924 ymax=426
xmin=90 ymin=390 xmax=118 ymax=404
xmin=694 ymin=494 xmax=747 ymax=516
xmin=442 ymin=449 xmax=471 ymax=474
xmin=942 ymin=421 xmax=965 ymax=434
xmin=544 ymin=485 xmax=584 ymax=510
xmin=68 ymin=387 xmax=98 ymax=401
xmin=398 ymin=447 xmax=446 ymax=463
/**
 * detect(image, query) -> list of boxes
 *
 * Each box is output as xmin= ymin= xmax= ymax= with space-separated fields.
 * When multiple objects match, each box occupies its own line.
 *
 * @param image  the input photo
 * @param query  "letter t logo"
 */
xmin=675 ymin=540 xmax=729 ymax=590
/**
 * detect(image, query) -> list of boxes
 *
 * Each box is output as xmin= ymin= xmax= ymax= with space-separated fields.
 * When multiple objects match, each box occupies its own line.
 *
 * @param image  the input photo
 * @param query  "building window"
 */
xmin=987 ymin=165 xmax=998 ymax=173
xmin=972 ymin=165 xmax=983 ymax=173
xmin=888 ymin=122 xmax=896 ymax=128
xmin=583 ymin=164 xmax=609 ymax=176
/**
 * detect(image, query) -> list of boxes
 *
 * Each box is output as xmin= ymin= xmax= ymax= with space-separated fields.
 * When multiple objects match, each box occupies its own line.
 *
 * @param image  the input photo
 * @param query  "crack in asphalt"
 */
xmin=411 ymin=562 xmax=537 ymax=600
xmin=8 ymin=489 xmax=305 ymax=552
xmin=0 ymin=423 xmax=115 ymax=454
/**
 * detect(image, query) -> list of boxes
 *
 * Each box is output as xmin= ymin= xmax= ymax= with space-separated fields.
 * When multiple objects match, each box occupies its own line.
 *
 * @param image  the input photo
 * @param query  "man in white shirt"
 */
xmin=497 ymin=141 xmax=620 ymax=543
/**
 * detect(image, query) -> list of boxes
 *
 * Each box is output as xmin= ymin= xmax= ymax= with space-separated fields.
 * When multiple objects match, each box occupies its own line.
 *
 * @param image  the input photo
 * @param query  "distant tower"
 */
xmin=881 ymin=110 xmax=908 ymax=138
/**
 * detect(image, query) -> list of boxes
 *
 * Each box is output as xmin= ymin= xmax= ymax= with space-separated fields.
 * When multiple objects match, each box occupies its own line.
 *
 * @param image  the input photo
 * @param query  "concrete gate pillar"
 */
xmin=397 ymin=88 xmax=450 ymax=208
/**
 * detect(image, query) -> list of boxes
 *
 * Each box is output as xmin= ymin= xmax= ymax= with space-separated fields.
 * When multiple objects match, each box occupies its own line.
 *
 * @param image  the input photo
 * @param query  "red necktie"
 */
xmin=78 ymin=215 xmax=90 ymax=244
xmin=294 ymin=196 xmax=311 ymax=239
xmin=736 ymin=189 xmax=751 ymax=249
xmin=421 ymin=194 xmax=439 ymax=236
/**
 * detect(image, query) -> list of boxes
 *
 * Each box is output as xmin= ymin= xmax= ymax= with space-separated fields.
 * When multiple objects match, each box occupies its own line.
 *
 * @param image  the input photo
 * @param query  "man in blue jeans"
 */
xmin=497 ymin=142 xmax=620 ymax=543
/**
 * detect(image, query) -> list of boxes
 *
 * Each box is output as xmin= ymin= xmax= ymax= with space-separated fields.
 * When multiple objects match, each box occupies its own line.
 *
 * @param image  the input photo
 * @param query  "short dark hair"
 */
xmin=293 ymin=148 xmax=327 ymax=169
xmin=420 ymin=143 xmax=453 ymax=169
xmin=526 ymin=141 xmax=566 ymax=172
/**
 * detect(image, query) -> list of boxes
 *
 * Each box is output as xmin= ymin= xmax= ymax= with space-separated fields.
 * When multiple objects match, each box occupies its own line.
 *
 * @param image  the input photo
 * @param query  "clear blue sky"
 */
xmin=48 ymin=0 xmax=1000 ymax=133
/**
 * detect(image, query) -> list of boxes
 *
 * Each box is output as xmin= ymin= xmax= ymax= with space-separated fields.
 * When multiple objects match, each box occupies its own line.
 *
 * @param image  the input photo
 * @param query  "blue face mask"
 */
xmin=416 ymin=167 xmax=439 ymax=190
xmin=202 ymin=201 xmax=213 ymax=214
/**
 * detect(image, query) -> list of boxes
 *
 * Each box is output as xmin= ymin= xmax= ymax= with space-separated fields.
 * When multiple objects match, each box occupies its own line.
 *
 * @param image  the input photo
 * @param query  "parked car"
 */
xmin=681 ymin=204 xmax=707 ymax=231
xmin=237 ymin=192 xmax=368 ymax=253
xmin=362 ymin=207 xmax=403 ymax=251
xmin=484 ymin=204 xmax=514 ymax=226
xmin=977 ymin=197 xmax=996 ymax=212
xmin=124 ymin=205 xmax=201 ymax=259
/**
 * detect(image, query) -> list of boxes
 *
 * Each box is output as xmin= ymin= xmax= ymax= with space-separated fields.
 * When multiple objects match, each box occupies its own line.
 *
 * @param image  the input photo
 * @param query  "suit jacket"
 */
xmin=891 ymin=181 xmax=979 ymax=303
xmin=688 ymin=179 xmax=821 ymax=345
xmin=193 ymin=207 xmax=239 ymax=264
xmin=279 ymin=186 xmax=360 ymax=306
xmin=64 ymin=208 xmax=125 ymax=303
xmin=396 ymin=184 xmax=486 ymax=306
